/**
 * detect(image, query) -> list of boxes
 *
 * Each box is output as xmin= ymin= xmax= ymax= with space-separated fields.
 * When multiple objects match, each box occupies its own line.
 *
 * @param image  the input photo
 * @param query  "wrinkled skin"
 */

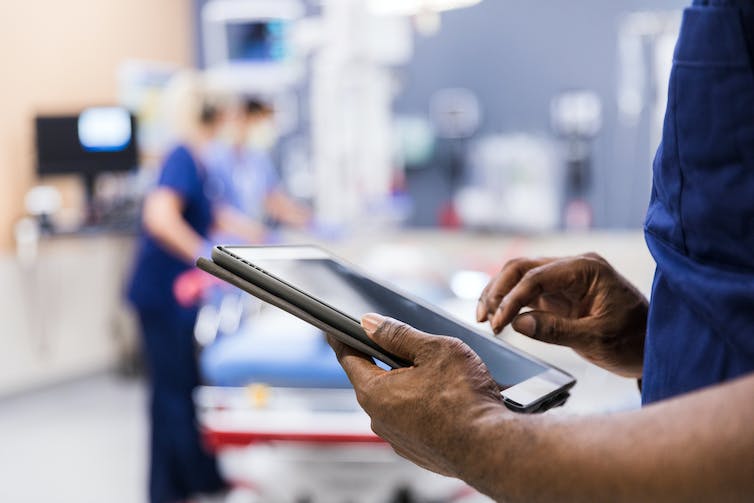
xmin=477 ymin=253 xmax=648 ymax=378
xmin=328 ymin=315 xmax=504 ymax=478
xmin=327 ymin=270 xmax=754 ymax=503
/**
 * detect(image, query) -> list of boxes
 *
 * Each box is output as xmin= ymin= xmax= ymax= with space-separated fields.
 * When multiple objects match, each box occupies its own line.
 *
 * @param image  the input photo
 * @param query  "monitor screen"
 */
xmin=35 ymin=107 xmax=138 ymax=176
xmin=226 ymin=20 xmax=288 ymax=62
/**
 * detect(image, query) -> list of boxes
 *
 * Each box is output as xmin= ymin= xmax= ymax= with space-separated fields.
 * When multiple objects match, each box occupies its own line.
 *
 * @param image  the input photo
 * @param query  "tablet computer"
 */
xmin=199 ymin=245 xmax=575 ymax=413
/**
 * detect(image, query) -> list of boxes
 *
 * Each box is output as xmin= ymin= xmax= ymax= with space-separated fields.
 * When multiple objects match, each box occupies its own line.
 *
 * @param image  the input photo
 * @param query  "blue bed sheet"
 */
xmin=200 ymin=319 xmax=353 ymax=389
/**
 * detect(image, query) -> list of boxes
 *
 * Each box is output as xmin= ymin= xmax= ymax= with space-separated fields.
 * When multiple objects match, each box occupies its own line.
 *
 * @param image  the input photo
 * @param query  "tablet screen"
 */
xmin=228 ymin=247 xmax=548 ymax=387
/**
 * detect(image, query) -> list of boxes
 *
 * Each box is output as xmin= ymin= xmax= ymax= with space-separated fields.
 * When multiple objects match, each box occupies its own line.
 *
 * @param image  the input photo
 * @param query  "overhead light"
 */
xmin=368 ymin=0 xmax=483 ymax=17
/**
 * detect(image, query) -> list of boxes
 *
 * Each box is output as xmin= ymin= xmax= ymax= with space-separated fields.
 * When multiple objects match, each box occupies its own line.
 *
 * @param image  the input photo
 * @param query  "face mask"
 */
xmin=216 ymin=121 xmax=239 ymax=146
xmin=246 ymin=120 xmax=278 ymax=151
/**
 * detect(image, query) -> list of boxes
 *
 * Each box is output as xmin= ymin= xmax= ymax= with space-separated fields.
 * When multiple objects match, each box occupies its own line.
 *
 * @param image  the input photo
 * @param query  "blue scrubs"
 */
xmin=127 ymin=145 xmax=224 ymax=502
xmin=643 ymin=0 xmax=754 ymax=403
xmin=203 ymin=142 xmax=279 ymax=221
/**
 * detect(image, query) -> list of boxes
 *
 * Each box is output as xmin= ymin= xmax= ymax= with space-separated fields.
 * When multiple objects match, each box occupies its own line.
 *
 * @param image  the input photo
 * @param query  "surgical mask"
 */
xmin=216 ymin=121 xmax=239 ymax=146
xmin=246 ymin=120 xmax=278 ymax=151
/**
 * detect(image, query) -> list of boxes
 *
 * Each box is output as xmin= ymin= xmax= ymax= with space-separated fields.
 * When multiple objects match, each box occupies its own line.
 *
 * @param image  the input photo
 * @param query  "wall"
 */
xmin=394 ymin=0 xmax=689 ymax=227
xmin=0 ymin=237 xmax=136 ymax=396
xmin=0 ymin=0 xmax=194 ymax=251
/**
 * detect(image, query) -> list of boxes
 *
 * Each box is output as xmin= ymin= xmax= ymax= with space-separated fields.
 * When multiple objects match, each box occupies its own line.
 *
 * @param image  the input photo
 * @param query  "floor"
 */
xmin=0 ymin=359 xmax=639 ymax=503
xmin=0 ymin=374 xmax=493 ymax=503
xmin=0 ymin=374 xmax=148 ymax=503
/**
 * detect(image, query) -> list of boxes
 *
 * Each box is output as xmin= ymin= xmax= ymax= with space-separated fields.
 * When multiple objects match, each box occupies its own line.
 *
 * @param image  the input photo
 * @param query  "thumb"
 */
xmin=512 ymin=311 xmax=590 ymax=348
xmin=361 ymin=313 xmax=428 ymax=362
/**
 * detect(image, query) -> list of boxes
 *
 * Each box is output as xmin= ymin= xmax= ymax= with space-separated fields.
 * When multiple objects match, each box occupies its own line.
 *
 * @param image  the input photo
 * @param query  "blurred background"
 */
xmin=0 ymin=0 xmax=687 ymax=502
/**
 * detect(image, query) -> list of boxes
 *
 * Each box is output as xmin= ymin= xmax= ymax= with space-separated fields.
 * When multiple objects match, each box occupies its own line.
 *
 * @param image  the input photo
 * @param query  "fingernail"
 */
xmin=513 ymin=314 xmax=536 ymax=336
xmin=476 ymin=301 xmax=487 ymax=322
xmin=361 ymin=313 xmax=385 ymax=333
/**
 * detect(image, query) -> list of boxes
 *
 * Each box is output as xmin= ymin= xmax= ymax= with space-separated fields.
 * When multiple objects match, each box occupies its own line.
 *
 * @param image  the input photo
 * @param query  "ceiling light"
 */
xmin=368 ymin=0 xmax=483 ymax=17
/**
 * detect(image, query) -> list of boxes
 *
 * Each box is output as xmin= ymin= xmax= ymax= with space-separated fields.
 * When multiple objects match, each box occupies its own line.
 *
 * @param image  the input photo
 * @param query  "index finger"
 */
xmin=477 ymin=257 xmax=553 ymax=322
xmin=491 ymin=260 xmax=582 ymax=333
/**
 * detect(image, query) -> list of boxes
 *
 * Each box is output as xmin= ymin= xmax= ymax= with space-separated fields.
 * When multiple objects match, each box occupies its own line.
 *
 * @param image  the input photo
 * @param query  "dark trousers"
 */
xmin=137 ymin=306 xmax=225 ymax=503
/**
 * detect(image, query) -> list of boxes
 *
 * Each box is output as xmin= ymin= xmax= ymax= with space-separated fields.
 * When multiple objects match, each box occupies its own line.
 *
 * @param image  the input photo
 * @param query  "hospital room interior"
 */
xmin=0 ymin=0 xmax=702 ymax=502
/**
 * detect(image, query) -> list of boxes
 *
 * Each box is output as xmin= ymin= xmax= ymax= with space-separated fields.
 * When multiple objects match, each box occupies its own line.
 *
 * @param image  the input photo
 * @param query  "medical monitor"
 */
xmin=35 ymin=107 xmax=138 ymax=177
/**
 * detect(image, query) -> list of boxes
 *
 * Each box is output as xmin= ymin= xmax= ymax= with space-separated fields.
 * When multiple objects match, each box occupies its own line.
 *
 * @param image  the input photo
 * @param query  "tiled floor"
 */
xmin=0 ymin=375 xmax=491 ymax=503
xmin=0 ymin=374 xmax=148 ymax=503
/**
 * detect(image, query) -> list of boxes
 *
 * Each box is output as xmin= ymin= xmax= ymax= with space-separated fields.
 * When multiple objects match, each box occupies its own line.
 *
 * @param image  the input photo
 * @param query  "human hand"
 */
xmin=328 ymin=314 xmax=506 ymax=478
xmin=477 ymin=253 xmax=648 ymax=378
xmin=173 ymin=268 xmax=223 ymax=307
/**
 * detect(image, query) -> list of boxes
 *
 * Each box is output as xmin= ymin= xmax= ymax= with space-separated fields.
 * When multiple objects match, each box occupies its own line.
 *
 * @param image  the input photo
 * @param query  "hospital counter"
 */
xmin=0 ymin=234 xmax=137 ymax=396
xmin=326 ymin=230 xmax=653 ymax=296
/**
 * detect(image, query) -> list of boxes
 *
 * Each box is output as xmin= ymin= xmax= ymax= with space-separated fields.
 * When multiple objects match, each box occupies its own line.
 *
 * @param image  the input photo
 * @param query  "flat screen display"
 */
xmin=35 ymin=107 xmax=138 ymax=176
xmin=228 ymin=247 xmax=548 ymax=387
xmin=226 ymin=20 xmax=287 ymax=62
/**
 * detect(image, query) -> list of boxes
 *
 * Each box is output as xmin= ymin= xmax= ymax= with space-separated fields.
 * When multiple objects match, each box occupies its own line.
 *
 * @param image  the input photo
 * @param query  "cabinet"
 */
xmin=0 ymin=235 xmax=137 ymax=396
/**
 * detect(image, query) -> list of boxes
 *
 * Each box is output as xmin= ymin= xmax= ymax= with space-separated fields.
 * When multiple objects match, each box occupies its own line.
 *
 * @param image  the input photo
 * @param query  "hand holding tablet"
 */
xmin=198 ymin=245 xmax=575 ymax=413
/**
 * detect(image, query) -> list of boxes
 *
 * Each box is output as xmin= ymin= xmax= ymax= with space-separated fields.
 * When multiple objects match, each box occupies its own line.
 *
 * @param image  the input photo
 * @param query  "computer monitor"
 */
xmin=226 ymin=20 xmax=288 ymax=62
xmin=35 ymin=107 xmax=138 ymax=176
xmin=35 ymin=107 xmax=138 ymax=220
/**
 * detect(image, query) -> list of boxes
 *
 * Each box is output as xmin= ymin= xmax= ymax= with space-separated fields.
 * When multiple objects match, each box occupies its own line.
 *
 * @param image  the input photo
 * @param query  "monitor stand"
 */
xmin=82 ymin=172 xmax=100 ymax=226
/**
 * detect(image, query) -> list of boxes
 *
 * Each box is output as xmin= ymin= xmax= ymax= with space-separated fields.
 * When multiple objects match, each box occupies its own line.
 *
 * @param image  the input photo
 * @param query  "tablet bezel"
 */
xmin=209 ymin=244 xmax=575 ymax=413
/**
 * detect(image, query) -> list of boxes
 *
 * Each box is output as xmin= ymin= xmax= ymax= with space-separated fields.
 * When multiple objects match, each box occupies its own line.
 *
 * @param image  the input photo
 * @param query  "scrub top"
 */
xmin=642 ymin=0 xmax=754 ymax=403
xmin=203 ymin=142 xmax=279 ymax=221
xmin=128 ymin=145 xmax=214 ymax=310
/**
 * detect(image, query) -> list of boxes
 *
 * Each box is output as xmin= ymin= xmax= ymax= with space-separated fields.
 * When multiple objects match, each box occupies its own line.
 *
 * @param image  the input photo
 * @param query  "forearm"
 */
xmin=214 ymin=205 xmax=266 ymax=243
xmin=460 ymin=374 xmax=754 ymax=502
xmin=146 ymin=215 xmax=204 ymax=264
xmin=143 ymin=192 xmax=205 ymax=264
xmin=264 ymin=191 xmax=311 ymax=228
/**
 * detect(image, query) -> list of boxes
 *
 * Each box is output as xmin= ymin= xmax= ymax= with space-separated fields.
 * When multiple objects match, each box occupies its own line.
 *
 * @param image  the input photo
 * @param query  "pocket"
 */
xmin=651 ymin=6 xmax=754 ymax=270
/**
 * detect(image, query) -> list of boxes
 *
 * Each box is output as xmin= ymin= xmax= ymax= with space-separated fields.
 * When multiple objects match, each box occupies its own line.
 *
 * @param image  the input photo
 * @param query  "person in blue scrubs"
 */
xmin=204 ymin=98 xmax=311 ymax=229
xmin=127 ymin=74 xmax=265 ymax=503
xmin=325 ymin=1 xmax=754 ymax=500
xmin=127 ymin=142 xmax=224 ymax=503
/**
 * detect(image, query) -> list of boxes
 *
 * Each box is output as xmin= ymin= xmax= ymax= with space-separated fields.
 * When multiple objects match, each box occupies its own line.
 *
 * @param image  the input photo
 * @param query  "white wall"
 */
xmin=0 ymin=237 xmax=136 ymax=396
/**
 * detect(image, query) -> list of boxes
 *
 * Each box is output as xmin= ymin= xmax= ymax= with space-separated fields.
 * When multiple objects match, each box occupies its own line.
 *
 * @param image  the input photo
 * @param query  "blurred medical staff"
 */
xmin=126 ymin=72 xmax=264 ymax=503
xmin=204 ymin=98 xmax=312 ymax=229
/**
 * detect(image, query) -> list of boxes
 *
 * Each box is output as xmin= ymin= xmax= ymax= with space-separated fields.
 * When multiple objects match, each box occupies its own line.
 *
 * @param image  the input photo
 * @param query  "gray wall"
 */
xmin=394 ymin=0 xmax=689 ymax=228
